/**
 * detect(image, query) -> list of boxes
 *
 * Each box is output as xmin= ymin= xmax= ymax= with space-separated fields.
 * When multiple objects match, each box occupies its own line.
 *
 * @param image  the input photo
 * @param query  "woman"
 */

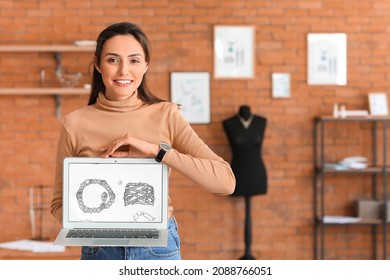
xmin=50 ymin=22 xmax=235 ymax=260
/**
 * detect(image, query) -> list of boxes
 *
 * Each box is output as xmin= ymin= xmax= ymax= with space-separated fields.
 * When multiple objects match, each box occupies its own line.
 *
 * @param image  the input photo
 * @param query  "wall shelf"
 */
xmin=0 ymin=87 xmax=90 ymax=118
xmin=0 ymin=45 xmax=95 ymax=52
xmin=0 ymin=44 xmax=94 ymax=118
xmin=0 ymin=87 xmax=89 ymax=95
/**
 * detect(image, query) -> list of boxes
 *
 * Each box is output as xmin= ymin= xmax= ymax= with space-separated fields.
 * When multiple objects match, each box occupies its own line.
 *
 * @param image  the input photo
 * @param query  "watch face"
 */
xmin=160 ymin=142 xmax=171 ymax=151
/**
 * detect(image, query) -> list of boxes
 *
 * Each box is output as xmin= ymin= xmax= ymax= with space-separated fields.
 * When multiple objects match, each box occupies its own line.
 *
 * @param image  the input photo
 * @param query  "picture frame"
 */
xmin=214 ymin=25 xmax=255 ymax=79
xmin=170 ymin=72 xmax=210 ymax=124
xmin=272 ymin=73 xmax=291 ymax=98
xmin=307 ymin=33 xmax=347 ymax=85
xmin=368 ymin=93 xmax=388 ymax=116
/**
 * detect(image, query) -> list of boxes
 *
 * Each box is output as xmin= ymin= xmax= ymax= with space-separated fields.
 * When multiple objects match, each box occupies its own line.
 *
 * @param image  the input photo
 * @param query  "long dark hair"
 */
xmin=88 ymin=22 xmax=165 ymax=105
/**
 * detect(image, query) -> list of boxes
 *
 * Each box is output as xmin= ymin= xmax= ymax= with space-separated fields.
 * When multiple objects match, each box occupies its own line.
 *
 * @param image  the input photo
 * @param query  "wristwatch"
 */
xmin=155 ymin=142 xmax=171 ymax=162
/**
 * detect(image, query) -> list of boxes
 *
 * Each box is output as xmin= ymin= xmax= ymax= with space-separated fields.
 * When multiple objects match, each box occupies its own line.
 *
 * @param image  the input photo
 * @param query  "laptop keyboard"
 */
xmin=66 ymin=229 xmax=160 ymax=239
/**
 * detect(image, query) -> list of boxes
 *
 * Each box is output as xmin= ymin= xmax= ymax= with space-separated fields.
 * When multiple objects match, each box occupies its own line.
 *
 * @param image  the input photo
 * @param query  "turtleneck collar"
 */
xmin=94 ymin=91 xmax=144 ymax=113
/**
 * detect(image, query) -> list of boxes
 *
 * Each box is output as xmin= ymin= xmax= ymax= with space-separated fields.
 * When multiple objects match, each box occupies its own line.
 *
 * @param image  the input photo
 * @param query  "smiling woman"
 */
xmin=88 ymin=22 xmax=164 ymax=106
xmin=50 ymin=22 xmax=236 ymax=261
xmin=95 ymin=35 xmax=148 ymax=101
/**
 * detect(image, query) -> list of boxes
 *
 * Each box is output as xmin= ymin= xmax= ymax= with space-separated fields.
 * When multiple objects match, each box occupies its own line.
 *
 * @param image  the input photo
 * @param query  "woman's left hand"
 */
xmin=101 ymin=134 xmax=159 ymax=158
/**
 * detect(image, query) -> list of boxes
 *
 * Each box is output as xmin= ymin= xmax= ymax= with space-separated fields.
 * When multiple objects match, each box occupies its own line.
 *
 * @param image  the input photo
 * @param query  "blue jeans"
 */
xmin=80 ymin=217 xmax=181 ymax=260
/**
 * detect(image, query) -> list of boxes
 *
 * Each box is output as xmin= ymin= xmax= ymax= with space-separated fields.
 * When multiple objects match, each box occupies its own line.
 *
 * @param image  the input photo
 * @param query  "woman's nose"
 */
xmin=119 ymin=62 xmax=130 ymax=76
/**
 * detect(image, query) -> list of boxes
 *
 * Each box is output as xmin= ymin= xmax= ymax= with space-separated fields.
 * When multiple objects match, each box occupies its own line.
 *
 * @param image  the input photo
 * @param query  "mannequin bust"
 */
xmin=223 ymin=105 xmax=267 ymax=196
xmin=223 ymin=105 xmax=268 ymax=260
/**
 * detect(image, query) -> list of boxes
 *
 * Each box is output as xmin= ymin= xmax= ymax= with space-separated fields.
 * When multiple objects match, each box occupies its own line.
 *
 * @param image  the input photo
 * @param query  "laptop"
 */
xmin=54 ymin=157 xmax=169 ymax=247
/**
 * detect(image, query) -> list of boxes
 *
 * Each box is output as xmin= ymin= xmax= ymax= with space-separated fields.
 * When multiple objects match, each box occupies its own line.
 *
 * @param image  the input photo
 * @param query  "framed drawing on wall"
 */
xmin=214 ymin=25 xmax=255 ymax=79
xmin=170 ymin=72 xmax=210 ymax=124
xmin=307 ymin=33 xmax=347 ymax=85
xmin=368 ymin=93 xmax=388 ymax=116
xmin=272 ymin=73 xmax=291 ymax=98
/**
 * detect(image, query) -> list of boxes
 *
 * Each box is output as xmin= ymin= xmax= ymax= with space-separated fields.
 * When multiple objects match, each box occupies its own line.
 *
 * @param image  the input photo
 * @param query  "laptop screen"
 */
xmin=63 ymin=158 xmax=168 ymax=228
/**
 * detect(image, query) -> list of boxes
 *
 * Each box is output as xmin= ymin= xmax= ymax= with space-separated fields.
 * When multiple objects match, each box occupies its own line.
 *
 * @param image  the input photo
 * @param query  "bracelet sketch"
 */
xmin=124 ymin=182 xmax=155 ymax=206
xmin=76 ymin=179 xmax=116 ymax=213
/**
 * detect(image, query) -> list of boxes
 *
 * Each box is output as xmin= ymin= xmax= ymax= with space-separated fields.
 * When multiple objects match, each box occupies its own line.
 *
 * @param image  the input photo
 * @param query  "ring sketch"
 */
xmin=76 ymin=179 xmax=116 ymax=213
xmin=133 ymin=211 xmax=156 ymax=222
xmin=124 ymin=182 xmax=155 ymax=206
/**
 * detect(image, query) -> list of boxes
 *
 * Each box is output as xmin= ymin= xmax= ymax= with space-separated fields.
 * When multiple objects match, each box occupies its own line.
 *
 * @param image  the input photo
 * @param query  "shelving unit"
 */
xmin=0 ymin=44 xmax=94 ymax=118
xmin=313 ymin=116 xmax=390 ymax=260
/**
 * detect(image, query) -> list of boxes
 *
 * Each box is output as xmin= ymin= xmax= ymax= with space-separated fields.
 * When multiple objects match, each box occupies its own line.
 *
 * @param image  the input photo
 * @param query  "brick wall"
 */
xmin=0 ymin=0 xmax=390 ymax=259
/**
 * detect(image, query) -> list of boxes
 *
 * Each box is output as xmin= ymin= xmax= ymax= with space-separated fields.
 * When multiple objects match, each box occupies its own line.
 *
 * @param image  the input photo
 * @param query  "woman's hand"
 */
xmin=101 ymin=134 xmax=159 ymax=158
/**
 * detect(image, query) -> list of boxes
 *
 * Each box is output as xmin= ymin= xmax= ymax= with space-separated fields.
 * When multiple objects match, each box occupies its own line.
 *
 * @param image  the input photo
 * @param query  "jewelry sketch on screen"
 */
xmin=170 ymin=72 xmax=210 ymax=124
xmin=68 ymin=163 xmax=163 ymax=223
xmin=214 ymin=25 xmax=255 ymax=79
xmin=307 ymin=33 xmax=347 ymax=85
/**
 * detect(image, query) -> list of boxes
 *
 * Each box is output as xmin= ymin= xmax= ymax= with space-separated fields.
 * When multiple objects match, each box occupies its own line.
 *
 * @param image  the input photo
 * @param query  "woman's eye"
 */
xmin=130 ymin=59 xmax=140 ymax=63
xmin=107 ymin=57 xmax=119 ymax=63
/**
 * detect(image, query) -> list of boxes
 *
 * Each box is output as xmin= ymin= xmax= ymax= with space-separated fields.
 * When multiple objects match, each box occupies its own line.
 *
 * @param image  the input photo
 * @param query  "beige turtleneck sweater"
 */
xmin=51 ymin=92 xmax=236 ymax=224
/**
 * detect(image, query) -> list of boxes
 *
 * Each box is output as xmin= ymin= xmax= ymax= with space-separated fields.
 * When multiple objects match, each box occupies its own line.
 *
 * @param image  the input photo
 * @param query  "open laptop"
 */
xmin=54 ymin=157 xmax=169 ymax=247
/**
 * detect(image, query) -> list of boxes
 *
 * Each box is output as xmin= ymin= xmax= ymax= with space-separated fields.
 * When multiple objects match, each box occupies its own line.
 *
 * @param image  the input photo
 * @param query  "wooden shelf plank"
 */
xmin=0 ymin=88 xmax=90 ymax=95
xmin=0 ymin=45 xmax=95 ymax=52
xmin=317 ymin=216 xmax=384 ymax=225
xmin=316 ymin=166 xmax=390 ymax=174
xmin=316 ymin=115 xmax=390 ymax=121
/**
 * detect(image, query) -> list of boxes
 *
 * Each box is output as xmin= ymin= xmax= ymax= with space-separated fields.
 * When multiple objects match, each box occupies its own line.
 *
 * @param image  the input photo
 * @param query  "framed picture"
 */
xmin=307 ymin=33 xmax=347 ymax=85
xmin=214 ymin=25 xmax=255 ymax=79
xmin=170 ymin=72 xmax=210 ymax=124
xmin=368 ymin=93 xmax=388 ymax=116
xmin=272 ymin=73 xmax=291 ymax=98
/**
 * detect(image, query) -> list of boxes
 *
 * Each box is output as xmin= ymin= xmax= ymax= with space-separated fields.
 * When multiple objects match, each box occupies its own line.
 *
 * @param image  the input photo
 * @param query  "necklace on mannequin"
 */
xmin=237 ymin=114 xmax=254 ymax=129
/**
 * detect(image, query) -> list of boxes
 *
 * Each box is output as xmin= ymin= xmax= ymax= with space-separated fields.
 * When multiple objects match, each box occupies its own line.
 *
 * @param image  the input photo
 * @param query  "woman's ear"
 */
xmin=144 ymin=64 xmax=148 ymax=75
xmin=95 ymin=62 xmax=101 ymax=73
xmin=94 ymin=57 xmax=101 ymax=73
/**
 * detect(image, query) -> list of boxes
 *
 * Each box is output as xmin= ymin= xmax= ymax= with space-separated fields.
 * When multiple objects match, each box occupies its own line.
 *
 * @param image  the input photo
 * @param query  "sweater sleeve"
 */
xmin=162 ymin=105 xmax=236 ymax=195
xmin=50 ymin=122 xmax=76 ymax=225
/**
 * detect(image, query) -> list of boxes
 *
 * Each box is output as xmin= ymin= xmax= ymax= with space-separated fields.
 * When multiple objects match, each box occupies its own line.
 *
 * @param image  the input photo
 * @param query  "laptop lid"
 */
xmin=62 ymin=157 xmax=169 ymax=230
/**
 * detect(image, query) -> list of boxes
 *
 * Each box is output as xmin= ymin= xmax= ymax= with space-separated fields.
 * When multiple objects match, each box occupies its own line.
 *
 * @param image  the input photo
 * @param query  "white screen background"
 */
xmin=67 ymin=163 xmax=163 ymax=223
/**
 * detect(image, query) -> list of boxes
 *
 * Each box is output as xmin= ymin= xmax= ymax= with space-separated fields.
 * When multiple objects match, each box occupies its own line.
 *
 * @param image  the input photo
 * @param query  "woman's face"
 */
xmin=96 ymin=35 xmax=148 ymax=101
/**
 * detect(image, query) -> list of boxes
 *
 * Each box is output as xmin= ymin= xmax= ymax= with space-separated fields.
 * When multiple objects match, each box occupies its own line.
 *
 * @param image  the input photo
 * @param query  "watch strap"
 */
xmin=155 ymin=148 xmax=166 ymax=163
